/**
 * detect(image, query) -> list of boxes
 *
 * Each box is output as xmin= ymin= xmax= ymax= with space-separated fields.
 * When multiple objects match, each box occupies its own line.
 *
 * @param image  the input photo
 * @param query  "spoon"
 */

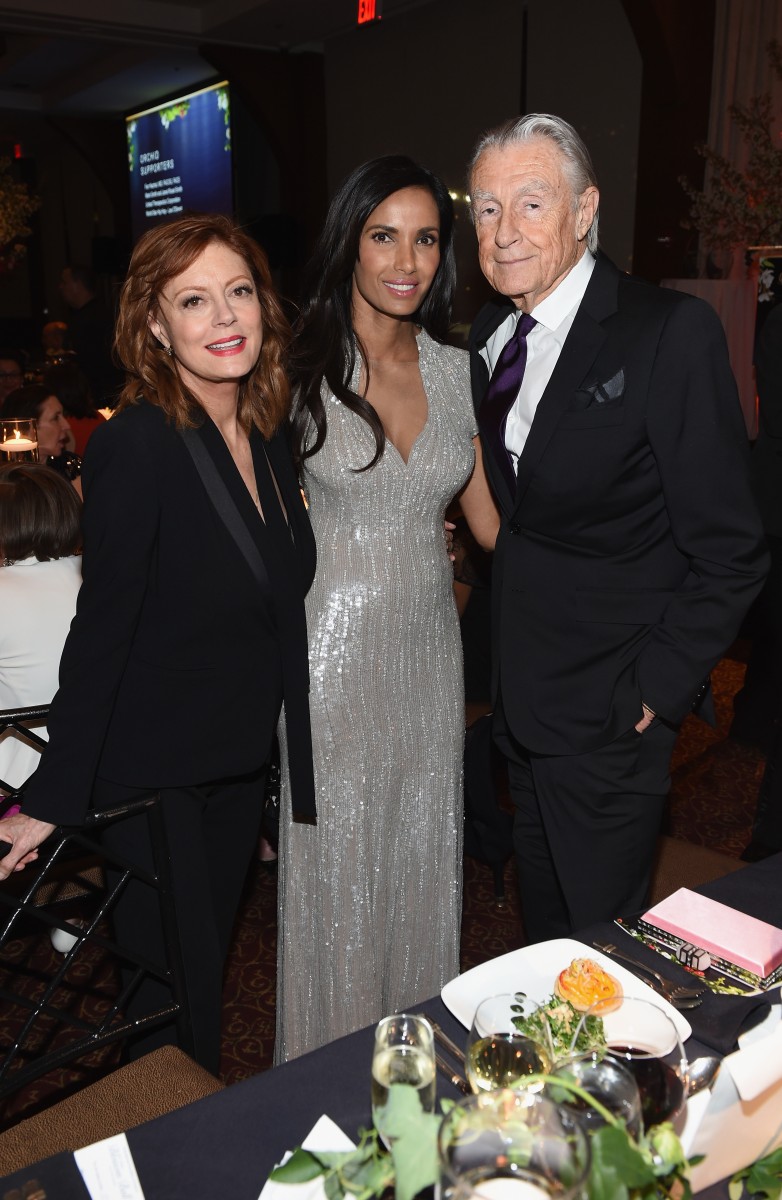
xmin=687 ymin=1055 xmax=721 ymax=1097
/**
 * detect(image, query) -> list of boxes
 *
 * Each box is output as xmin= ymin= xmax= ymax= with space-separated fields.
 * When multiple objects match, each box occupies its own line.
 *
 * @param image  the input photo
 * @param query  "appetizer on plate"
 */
xmin=555 ymin=957 xmax=623 ymax=1013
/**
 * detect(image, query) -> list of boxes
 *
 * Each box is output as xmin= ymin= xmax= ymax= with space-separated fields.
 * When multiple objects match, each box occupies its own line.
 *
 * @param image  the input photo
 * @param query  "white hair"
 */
xmin=468 ymin=113 xmax=600 ymax=252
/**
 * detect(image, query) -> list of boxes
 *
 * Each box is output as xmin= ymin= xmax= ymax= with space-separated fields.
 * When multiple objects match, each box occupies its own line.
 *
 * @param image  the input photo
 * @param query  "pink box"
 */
xmin=642 ymin=888 xmax=782 ymax=979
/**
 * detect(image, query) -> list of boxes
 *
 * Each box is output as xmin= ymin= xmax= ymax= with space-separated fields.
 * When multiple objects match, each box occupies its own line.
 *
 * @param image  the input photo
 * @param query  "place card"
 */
xmin=74 ymin=1132 xmax=145 ymax=1200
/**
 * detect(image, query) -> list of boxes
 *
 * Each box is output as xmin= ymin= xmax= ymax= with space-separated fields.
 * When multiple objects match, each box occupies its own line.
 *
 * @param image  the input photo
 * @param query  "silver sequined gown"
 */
xmin=275 ymin=332 xmax=477 ymax=1062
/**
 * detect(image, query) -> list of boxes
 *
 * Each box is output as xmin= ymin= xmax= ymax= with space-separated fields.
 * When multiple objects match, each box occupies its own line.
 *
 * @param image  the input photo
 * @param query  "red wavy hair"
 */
xmin=114 ymin=214 xmax=290 ymax=437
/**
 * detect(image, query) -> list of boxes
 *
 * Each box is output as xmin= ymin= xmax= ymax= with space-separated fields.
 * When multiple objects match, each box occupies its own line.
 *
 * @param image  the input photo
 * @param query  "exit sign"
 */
xmin=358 ymin=0 xmax=381 ymax=24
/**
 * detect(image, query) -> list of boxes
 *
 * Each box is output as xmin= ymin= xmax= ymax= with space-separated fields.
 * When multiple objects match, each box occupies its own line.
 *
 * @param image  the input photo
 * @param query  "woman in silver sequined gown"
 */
xmin=275 ymin=158 xmax=499 ymax=1062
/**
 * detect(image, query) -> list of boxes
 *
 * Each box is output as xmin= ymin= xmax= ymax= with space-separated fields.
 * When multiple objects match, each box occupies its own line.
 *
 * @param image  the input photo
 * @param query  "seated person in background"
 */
xmin=0 ymin=350 xmax=26 ymax=411
xmin=0 ymin=464 xmax=82 ymax=798
xmin=43 ymin=362 xmax=106 ymax=456
xmin=2 ymin=384 xmax=82 ymax=494
xmin=26 ymin=323 xmax=75 ymax=383
xmin=41 ymin=321 xmax=71 ymax=362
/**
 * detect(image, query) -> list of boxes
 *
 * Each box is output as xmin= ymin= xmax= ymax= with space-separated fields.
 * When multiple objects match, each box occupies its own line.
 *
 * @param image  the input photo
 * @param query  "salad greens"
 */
xmin=511 ymin=990 xmax=607 ymax=1060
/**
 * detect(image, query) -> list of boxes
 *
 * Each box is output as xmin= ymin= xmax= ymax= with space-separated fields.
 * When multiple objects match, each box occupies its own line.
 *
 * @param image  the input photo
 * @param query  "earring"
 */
xmin=164 ymin=344 xmax=173 ymax=357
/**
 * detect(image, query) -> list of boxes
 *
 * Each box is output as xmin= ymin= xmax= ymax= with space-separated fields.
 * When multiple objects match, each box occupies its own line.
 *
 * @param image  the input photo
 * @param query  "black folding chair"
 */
xmin=0 ymin=705 xmax=192 ymax=1105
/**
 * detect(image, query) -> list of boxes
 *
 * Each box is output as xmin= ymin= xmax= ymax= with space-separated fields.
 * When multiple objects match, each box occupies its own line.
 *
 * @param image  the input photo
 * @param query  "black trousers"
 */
xmin=494 ymin=701 xmax=677 ymax=943
xmin=731 ymin=533 xmax=782 ymax=750
xmin=94 ymin=766 xmax=266 ymax=1074
xmin=754 ymin=720 xmax=782 ymax=850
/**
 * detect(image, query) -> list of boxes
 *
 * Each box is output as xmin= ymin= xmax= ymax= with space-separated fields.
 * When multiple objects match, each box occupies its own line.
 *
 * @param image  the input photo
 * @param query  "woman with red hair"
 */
xmin=0 ymin=214 xmax=315 ymax=1072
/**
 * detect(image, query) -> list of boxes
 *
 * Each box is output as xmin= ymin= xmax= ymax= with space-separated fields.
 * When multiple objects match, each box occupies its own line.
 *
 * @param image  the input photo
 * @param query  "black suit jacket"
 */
xmin=470 ymin=252 xmax=768 ymax=756
xmin=23 ymin=399 xmax=316 ymax=825
xmin=753 ymin=303 xmax=782 ymax=538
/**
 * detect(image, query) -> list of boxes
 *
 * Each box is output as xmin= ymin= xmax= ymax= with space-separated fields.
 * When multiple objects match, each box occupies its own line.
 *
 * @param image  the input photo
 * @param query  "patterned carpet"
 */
xmin=0 ymin=650 xmax=765 ymax=1118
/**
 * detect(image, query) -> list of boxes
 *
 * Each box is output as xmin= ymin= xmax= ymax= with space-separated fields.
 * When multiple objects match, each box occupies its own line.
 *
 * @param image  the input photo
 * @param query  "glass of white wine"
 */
xmin=438 ymin=1088 xmax=591 ymax=1200
xmin=371 ymin=1012 xmax=436 ymax=1145
xmin=466 ymin=994 xmax=553 ymax=1095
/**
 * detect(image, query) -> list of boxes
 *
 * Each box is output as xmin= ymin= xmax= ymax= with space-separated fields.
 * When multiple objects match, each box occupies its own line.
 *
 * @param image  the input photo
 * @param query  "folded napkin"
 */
xmin=685 ymin=989 xmax=772 ymax=1057
xmin=684 ymin=1007 xmax=782 ymax=1193
xmin=613 ymin=923 xmax=771 ymax=1055
xmin=258 ymin=1115 xmax=355 ymax=1200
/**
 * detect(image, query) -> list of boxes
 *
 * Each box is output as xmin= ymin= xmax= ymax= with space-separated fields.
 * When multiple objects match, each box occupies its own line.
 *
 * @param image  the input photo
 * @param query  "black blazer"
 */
xmin=753 ymin=302 xmax=782 ymax=538
xmin=23 ymin=399 xmax=316 ymax=826
xmin=470 ymin=252 xmax=768 ymax=755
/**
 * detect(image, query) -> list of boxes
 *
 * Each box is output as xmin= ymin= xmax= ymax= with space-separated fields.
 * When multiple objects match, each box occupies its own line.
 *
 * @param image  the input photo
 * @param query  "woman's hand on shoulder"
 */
xmin=0 ymin=813 xmax=57 ymax=881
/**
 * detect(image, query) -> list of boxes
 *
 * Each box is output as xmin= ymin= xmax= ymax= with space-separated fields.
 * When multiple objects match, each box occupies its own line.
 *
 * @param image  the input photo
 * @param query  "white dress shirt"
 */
xmin=480 ymin=251 xmax=596 ymax=471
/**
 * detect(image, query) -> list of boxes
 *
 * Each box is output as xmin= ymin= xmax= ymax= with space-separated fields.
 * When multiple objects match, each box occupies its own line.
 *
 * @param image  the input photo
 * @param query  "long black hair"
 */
xmin=291 ymin=155 xmax=456 ymax=471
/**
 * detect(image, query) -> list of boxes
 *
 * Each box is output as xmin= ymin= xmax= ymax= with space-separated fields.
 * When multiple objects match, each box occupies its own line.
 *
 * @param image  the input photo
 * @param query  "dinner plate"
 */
xmin=441 ymin=937 xmax=692 ymax=1043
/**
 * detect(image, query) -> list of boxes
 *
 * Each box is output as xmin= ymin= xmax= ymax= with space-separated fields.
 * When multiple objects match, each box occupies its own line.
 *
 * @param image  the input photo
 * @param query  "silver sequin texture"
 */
xmin=275 ymin=332 xmax=478 ymax=1062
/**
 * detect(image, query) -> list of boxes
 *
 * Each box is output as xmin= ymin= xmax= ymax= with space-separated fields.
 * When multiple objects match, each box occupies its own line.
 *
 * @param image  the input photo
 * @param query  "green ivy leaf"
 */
xmin=731 ymin=1147 xmax=782 ymax=1200
xmin=340 ymin=1152 xmax=392 ymax=1199
xmin=324 ymin=1173 xmax=344 ymax=1200
xmin=591 ymin=1125 xmax=656 ymax=1199
xmin=391 ymin=1114 xmax=440 ymax=1200
xmin=587 ymin=1137 xmax=629 ymax=1200
xmin=379 ymin=1085 xmax=439 ymax=1200
xmin=648 ymin=1123 xmax=689 ymax=1177
xmin=270 ymin=1148 xmax=330 ymax=1183
xmin=315 ymin=1151 xmax=367 ymax=1171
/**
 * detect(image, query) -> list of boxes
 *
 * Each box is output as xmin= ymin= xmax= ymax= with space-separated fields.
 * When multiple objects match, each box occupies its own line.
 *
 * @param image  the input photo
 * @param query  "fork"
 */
xmin=593 ymin=942 xmax=706 ymax=1005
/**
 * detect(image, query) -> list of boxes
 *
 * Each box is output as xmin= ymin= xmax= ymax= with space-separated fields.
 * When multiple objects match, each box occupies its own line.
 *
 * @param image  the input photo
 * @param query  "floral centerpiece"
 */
xmin=0 ymin=157 xmax=39 ymax=275
xmin=271 ymin=1080 xmax=695 ymax=1200
xmin=680 ymin=40 xmax=782 ymax=260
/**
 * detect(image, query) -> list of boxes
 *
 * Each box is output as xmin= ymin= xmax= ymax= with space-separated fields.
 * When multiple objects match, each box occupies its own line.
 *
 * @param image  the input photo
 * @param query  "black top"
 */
xmin=22 ymin=398 xmax=316 ymax=824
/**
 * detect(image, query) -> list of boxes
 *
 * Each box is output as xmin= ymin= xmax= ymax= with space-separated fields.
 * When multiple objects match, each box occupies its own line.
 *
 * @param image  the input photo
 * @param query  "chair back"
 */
xmin=0 ymin=706 xmax=192 ymax=1108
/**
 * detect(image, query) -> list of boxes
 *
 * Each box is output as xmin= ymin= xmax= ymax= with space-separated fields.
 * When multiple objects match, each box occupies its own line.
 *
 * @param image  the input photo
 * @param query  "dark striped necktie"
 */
xmin=479 ymin=312 xmax=536 ymax=493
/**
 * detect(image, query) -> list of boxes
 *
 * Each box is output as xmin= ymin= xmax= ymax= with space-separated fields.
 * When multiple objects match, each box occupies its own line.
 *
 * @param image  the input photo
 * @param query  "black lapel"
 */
xmin=513 ymin=254 xmax=619 ymax=511
xmin=179 ymin=425 xmax=272 ymax=596
xmin=259 ymin=426 xmax=316 ymax=587
xmin=470 ymin=296 xmax=516 ymax=351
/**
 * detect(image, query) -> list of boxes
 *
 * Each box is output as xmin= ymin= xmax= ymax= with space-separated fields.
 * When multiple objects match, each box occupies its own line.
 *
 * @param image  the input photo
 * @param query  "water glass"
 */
xmin=438 ymin=1088 xmax=591 ymax=1200
xmin=547 ymin=1052 xmax=642 ymax=1139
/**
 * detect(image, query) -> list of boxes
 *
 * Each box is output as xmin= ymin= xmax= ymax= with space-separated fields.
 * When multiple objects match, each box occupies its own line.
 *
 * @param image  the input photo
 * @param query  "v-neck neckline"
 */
xmin=354 ymin=329 xmax=431 ymax=470
xmin=384 ymin=412 xmax=430 ymax=468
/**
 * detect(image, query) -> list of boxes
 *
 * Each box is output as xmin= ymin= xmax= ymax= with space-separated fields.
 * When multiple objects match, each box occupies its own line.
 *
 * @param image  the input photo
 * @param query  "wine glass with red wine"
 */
xmin=578 ymin=996 xmax=688 ymax=1130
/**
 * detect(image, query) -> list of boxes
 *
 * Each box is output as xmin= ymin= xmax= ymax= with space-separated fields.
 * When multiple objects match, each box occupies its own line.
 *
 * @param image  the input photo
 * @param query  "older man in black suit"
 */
xmin=468 ymin=114 xmax=768 ymax=942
